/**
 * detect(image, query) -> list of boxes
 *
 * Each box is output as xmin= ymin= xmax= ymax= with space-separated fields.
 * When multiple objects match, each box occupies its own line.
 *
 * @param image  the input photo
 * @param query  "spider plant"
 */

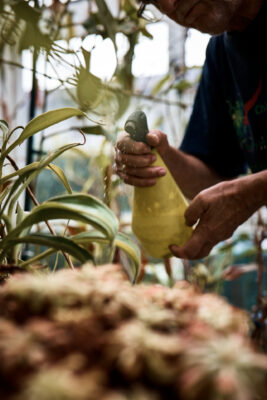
xmin=0 ymin=107 xmax=140 ymax=282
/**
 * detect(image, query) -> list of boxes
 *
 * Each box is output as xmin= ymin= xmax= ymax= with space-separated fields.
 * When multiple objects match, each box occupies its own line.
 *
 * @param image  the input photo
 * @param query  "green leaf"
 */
xmin=11 ymin=1 xmax=40 ymax=23
xmin=0 ymin=183 xmax=12 ymax=204
xmin=5 ymin=234 xmax=93 ymax=264
xmin=20 ymin=108 xmax=87 ymax=143
xmin=48 ymin=194 xmax=118 ymax=239
xmin=0 ymin=162 xmax=40 ymax=185
xmin=0 ymin=120 xmax=9 ymax=137
xmin=72 ymin=229 xmax=108 ymax=245
xmin=94 ymin=0 xmax=117 ymax=51
xmin=14 ymin=203 xmax=31 ymax=260
xmin=0 ymin=161 xmax=72 ymax=192
xmin=2 ymin=143 xmax=80 ymax=219
xmin=1 ymin=194 xmax=118 ymax=252
xmin=151 ymin=73 xmax=171 ymax=96
xmin=82 ymin=124 xmax=115 ymax=143
xmin=16 ymin=202 xmax=26 ymax=226
xmin=81 ymin=47 xmax=91 ymax=71
xmin=1 ymin=108 xmax=88 ymax=159
xmin=73 ymin=230 xmax=141 ymax=283
xmin=47 ymin=164 xmax=72 ymax=194
xmin=173 ymin=79 xmax=193 ymax=94
xmin=81 ymin=125 xmax=107 ymax=136
xmin=115 ymin=232 xmax=141 ymax=283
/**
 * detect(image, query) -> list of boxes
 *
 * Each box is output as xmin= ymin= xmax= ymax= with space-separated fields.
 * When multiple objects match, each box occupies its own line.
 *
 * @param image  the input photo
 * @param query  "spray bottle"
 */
xmin=124 ymin=110 xmax=192 ymax=259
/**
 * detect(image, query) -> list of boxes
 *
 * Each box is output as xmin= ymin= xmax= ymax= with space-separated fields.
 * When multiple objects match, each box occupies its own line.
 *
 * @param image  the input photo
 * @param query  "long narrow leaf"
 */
xmin=0 ymin=162 xmax=72 ymax=194
xmin=1 ymin=194 xmax=118 ymax=250
xmin=47 ymin=164 xmax=72 ymax=194
xmin=4 ymin=234 xmax=93 ymax=264
xmin=72 ymin=230 xmax=141 ymax=283
xmin=72 ymin=230 xmax=108 ymax=244
xmin=18 ymin=248 xmax=58 ymax=268
xmin=0 ymin=183 xmax=12 ymax=204
xmin=48 ymin=194 xmax=118 ymax=239
xmin=115 ymin=232 xmax=141 ymax=283
xmin=4 ymin=143 xmax=79 ymax=219
xmin=14 ymin=203 xmax=31 ymax=260
xmin=0 ymin=120 xmax=9 ymax=136
xmin=0 ymin=162 xmax=40 ymax=185
xmin=1 ymin=108 xmax=88 ymax=159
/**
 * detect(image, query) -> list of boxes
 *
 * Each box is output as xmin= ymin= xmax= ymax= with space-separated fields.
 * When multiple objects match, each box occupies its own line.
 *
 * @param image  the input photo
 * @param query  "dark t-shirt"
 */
xmin=180 ymin=3 xmax=267 ymax=177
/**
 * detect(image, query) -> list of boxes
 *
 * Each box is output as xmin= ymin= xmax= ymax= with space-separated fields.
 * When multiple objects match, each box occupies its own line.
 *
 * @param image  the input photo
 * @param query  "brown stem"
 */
xmin=104 ymin=164 xmax=112 ymax=208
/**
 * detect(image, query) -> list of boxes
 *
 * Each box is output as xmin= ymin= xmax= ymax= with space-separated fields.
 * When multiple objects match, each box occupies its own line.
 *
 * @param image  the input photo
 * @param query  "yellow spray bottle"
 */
xmin=125 ymin=110 xmax=193 ymax=259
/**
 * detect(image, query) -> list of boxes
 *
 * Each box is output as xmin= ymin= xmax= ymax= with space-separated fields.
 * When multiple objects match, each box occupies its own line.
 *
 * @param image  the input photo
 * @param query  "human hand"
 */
xmin=170 ymin=177 xmax=260 ymax=259
xmin=114 ymin=130 xmax=169 ymax=187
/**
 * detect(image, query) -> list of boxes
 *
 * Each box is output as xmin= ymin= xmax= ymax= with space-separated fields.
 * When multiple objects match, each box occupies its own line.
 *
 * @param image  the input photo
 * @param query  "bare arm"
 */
xmin=156 ymin=141 xmax=226 ymax=199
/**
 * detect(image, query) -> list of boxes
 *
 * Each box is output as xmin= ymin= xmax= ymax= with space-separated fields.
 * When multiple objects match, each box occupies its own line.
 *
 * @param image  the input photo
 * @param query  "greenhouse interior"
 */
xmin=0 ymin=0 xmax=266 ymax=399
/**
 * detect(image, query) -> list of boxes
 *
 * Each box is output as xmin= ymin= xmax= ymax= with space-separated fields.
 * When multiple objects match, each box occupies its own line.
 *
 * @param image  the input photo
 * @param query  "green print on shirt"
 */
xmin=226 ymin=99 xmax=255 ymax=155
xmin=255 ymin=102 xmax=267 ymax=115
xmin=227 ymin=100 xmax=244 ymax=131
xmin=226 ymin=81 xmax=262 ymax=157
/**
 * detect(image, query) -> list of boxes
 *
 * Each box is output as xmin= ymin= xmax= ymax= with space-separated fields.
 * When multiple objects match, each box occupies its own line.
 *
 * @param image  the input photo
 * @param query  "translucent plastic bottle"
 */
xmin=125 ymin=111 xmax=192 ymax=259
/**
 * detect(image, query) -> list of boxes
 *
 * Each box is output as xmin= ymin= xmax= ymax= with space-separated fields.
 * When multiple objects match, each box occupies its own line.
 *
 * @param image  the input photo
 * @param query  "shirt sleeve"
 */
xmin=179 ymin=36 xmax=247 ymax=178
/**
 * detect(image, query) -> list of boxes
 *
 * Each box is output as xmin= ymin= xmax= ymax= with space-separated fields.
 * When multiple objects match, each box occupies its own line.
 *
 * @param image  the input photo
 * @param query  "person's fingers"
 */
xmin=146 ymin=132 xmax=160 ymax=147
xmin=184 ymin=193 xmax=208 ymax=227
xmin=146 ymin=130 xmax=169 ymax=152
xmin=116 ymin=170 xmax=157 ymax=187
xmin=116 ymin=165 xmax=166 ymax=179
xmin=115 ymin=150 xmax=156 ymax=168
xmin=116 ymin=133 xmax=151 ymax=154
xmin=169 ymin=227 xmax=214 ymax=260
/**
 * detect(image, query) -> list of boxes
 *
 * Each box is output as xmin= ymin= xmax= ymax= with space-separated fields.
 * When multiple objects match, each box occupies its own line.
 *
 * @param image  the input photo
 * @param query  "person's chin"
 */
xmin=190 ymin=17 xmax=228 ymax=35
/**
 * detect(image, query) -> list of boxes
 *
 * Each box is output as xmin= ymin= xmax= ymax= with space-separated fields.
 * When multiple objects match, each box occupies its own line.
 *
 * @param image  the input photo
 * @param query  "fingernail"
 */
xmin=169 ymin=245 xmax=178 ymax=252
xmin=159 ymin=168 xmax=166 ymax=176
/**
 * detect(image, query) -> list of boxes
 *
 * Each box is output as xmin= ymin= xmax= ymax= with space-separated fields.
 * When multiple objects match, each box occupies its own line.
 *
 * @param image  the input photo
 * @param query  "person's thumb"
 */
xmin=146 ymin=130 xmax=168 ymax=150
xmin=185 ymin=194 xmax=207 ymax=227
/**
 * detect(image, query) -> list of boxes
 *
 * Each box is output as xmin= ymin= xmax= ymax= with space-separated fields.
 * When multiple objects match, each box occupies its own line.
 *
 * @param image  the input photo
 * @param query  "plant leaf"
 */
xmin=19 ymin=108 xmax=87 ymax=141
xmin=0 ymin=120 xmax=9 ymax=136
xmin=1 ymin=108 xmax=88 ymax=159
xmin=115 ymin=232 xmax=141 ymax=283
xmin=151 ymin=73 xmax=171 ymax=96
xmin=48 ymin=194 xmax=118 ymax=239
xmin=5 ymin=234 xmax=93 ymax=264
xmin=72 ymin=229 xmax=108 ymax=245
xmin=3 ymin=143 xmax=80 ymax=219
xmin=1 ymin=194 xmax=118 ymax=252
xmin=94 ymin=0 xmax=117 ymax=51
xmin=72 ymin=230 xmax=141 ymax=283
xmin=14 ymin=203 xmax=31 ymax=260
xmin=81 ymin=125 xmax=107 ymax=135
xmin=0 ymin=161 xmax=72 ymax=192
xmin=47 ymin=164 xmax=72 ymax=194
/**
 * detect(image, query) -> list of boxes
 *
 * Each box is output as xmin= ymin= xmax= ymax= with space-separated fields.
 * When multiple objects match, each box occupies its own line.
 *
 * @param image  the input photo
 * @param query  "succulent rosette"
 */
xmin=0 ymin=264 xmax=266 ymax=400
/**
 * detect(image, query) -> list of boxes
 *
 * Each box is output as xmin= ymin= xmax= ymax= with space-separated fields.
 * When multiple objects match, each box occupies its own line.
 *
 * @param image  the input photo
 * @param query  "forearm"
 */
xmin=239 ymin=169 xmax=267 ymax=211
xmin=160 ymin=146 xmax=227 ymax=199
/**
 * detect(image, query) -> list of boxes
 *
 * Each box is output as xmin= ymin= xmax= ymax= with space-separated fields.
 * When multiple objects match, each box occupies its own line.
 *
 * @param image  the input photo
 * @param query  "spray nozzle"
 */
xmin=124 ymin=111 xmax=149 ymax=144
